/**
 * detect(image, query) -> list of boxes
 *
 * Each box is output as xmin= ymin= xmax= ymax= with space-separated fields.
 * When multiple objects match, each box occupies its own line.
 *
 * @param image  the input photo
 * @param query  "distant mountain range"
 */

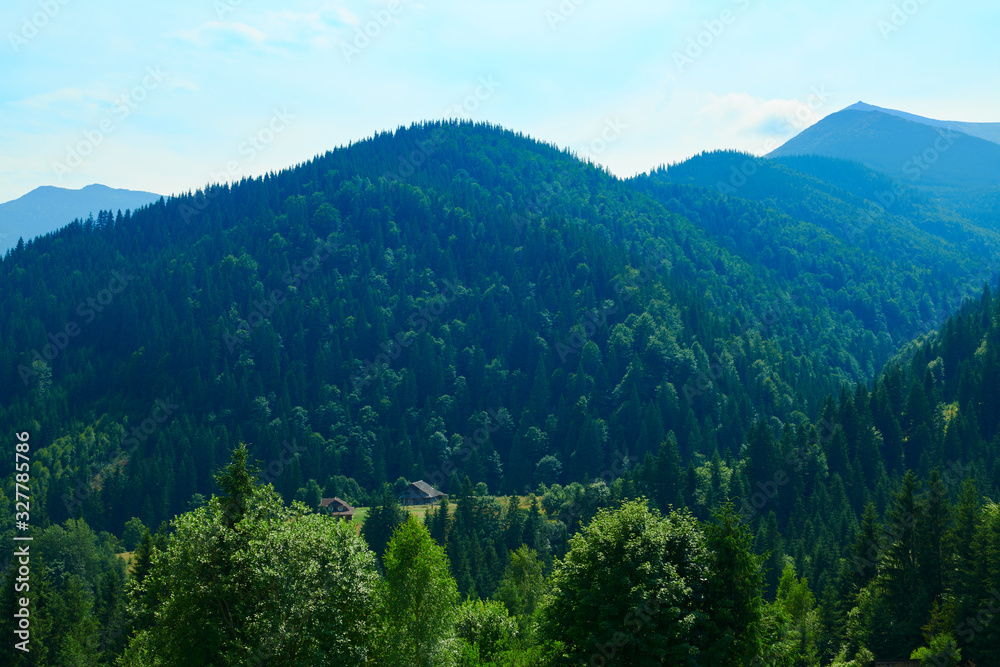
xmin=768 ymin=102 xmax=1000 ymax=189
xmin=0 ymin=183 xmax=162 ymax=254
xmin=843 ymin=101 xmax=1000 ymax=146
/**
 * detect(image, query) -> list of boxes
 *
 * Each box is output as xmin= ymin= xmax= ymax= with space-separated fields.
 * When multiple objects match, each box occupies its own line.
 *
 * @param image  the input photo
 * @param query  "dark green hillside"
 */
xmin=0 ymin=121 xmax=792 ymax=534
xmin=2 ymin=120 xmax=997 ymax=543
xmin=633 ymin=151 xmax=999 ymax=351
xmin=618 ymin=259 xmax=1000 ymax=664
xmin=3 ymin=119 xmax=1000 ymax=666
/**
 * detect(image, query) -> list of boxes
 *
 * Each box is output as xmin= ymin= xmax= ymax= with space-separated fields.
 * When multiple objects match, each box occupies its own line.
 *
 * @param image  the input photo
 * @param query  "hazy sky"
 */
xmin=2 ymin=0 xmax=997 ymax=204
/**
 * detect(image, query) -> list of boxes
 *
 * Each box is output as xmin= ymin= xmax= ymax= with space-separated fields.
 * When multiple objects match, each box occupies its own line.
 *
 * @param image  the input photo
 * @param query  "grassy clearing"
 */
xmin=118 ymin=551 xmax=134 ymax=574
xmin=352 ymin=496 xmax=534 ymax=527
xmin=403 ymin=501 xmax=458 ymax=522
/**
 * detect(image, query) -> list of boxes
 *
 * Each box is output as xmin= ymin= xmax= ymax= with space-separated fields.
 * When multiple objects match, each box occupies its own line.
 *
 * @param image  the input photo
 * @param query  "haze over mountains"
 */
xmin=768 ymin=102 xmax=1000 ymax=189
xmin=0 ymin=184 xmax=162 ymax=255
xmin=844 ymin=101 xmax=1000 ymax=146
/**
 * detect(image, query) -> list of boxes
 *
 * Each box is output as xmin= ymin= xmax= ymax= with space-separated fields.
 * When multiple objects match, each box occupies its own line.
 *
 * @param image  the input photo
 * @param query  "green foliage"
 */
xmin=3 ymin=120 xmax=1000 ymax=666
xmin=454 ymin=598 xmax=518 ymax=663
xmin=121 ymin=517 xmax=146 ymax=552
xmin=910 ymin=633 xmax=961 ymax=666
xmin=496 ymin=545 xmax=547 ymax=623
xmin=361 ymin=489 xmax=407 ymax=563
xmin=50 ymin=574 xmax=101 ymax=666
xmin=702 ymin=502 xmax=766 ymax=664
xmin=380 ymin=514 xmax=460 ymax=667
xmin=120 ymin=449 xmax=381 ymax=666
xmin=761 ymin=562 xmax=821 ymax=667
xmin=828 ymin=645 xmax=875 ymax=667
xmin=9 ymin=120 xmax=997 ymax=546
xmin=213 ymin=442 xmax=258 ymax=528
xmin=539 ymin=499 xmax=711 ymax=665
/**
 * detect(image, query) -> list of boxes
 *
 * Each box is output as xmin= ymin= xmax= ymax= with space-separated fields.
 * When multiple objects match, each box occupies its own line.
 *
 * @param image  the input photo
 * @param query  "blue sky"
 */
xmin=2 ymin=0 xmax=997 ymax=204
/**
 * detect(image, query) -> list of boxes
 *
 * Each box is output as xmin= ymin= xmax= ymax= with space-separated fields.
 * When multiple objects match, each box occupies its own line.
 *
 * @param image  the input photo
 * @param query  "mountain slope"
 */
xmin=767 ymin=108 xmax=1000 ymax=188
xmin=0 ymin=120 xmax=993 ymax=542
xmin=0 ymin=183 xmax=162 ymax=254
xmin=3 ymin=120 xmax=1000 ymax=667
xmin=844 ymin=100 xmax=1000 ymax=146
xmin=632 ymin=151 xmax=999 ymax=339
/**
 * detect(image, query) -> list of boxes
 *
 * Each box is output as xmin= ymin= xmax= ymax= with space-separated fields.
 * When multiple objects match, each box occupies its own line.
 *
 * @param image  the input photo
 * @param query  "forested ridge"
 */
xmin=2 ymin=120 xmax=999 ymax=665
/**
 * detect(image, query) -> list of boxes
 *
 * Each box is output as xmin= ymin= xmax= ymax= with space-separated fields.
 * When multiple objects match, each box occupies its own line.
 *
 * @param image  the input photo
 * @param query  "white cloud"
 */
xmin=174 ymin=21 xmax=268 ymax=49
xmin=693 ymin=92 xmax=826 ymax=155
xmin=13 ymin=86 xmax=117 ymax=113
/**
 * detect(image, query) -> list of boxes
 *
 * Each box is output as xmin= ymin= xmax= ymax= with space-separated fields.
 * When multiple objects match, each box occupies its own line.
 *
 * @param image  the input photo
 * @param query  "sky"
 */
xmin=1 ymin=0 xmax=998 ymax=204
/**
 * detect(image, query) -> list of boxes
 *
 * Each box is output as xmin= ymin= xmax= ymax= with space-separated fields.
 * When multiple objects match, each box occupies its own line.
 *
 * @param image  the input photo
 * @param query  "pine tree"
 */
xmin=869 ymin=471 xmax=926 ymax=658
xmin=651 ymin=433 xmax=683 ymax=511
xmin=702 ymin=502 xmax=766 ymax=664
xmin=51 ymin=575 xmax=101 ymax=666
xmin=361 ymin=489 xmax=407 ymax=564
xmin=214 ymin=442 xmax=259 ymax=528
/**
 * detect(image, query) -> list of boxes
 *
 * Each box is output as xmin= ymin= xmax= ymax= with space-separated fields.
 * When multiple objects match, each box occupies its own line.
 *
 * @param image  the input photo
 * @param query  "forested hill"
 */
xmin=0 ymin=120 xmax=997 ymax=540
xmin=619 ymin=274 xmax=1000 ymax=665
xmin=633 ymin=150 xmax=1000 ymax=336
xmin=4 ymin=119 xmax=1000 ymax=665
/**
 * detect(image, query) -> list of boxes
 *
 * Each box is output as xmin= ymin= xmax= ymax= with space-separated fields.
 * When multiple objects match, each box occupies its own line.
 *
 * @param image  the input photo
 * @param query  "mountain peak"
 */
xmin=767 ymin=103 xmax=1000 ymax=186
xmin=827 ymin=102 xmax=1000 ymax=146
xmin=0 ymin=184 xmax=163 ymax=253
xmin=843 ymin=101 xmax=881 ymax=112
